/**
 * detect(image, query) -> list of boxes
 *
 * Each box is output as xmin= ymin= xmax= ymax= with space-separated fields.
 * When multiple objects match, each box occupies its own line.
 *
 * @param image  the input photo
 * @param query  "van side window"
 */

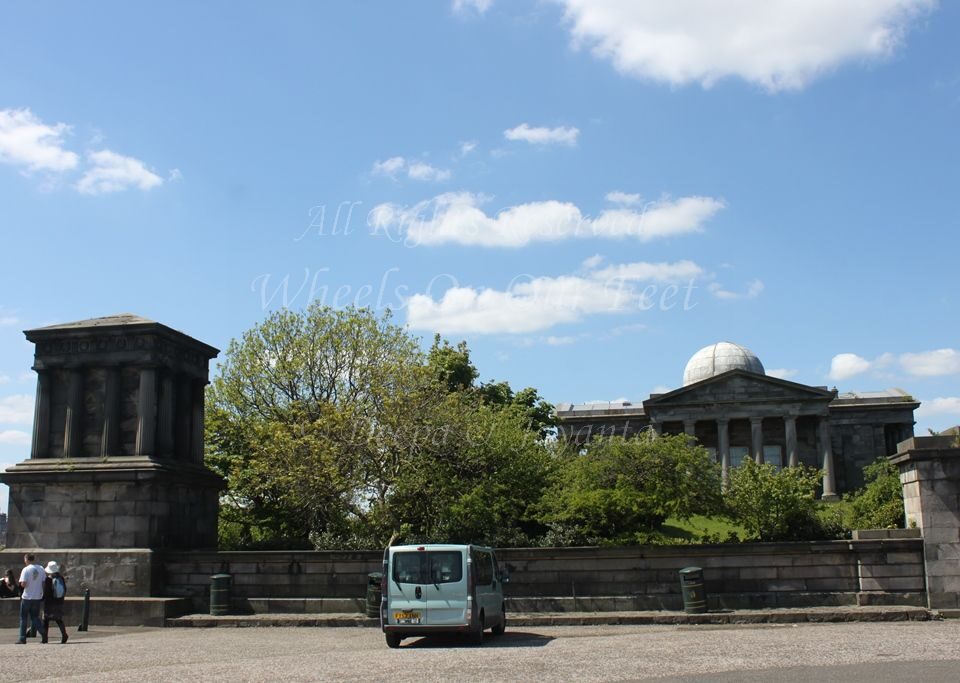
xmin=475 ymin=550 xmax=493 ymax=585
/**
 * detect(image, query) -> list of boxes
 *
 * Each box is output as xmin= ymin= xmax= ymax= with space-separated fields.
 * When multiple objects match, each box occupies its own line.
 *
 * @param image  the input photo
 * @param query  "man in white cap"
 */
xmin=16 ymin=553 xmax=46 ymax=644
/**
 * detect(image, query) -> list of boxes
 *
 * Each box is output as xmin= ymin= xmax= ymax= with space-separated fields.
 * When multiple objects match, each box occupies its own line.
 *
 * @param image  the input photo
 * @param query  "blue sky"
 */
xmin=1 ymin=1 xmax=959 ymax=508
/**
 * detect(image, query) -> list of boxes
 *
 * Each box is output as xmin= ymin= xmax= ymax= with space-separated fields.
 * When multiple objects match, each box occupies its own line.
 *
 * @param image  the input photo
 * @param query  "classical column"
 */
xmin=784 ymin=416 xmax=798 ymax=468
xmin=63 ymin=369 xmax=84 ymax=458
xmin=819 ymin=416 xmax=838 ymax=500
xmin=157 ymin=372 xmax=176 ymax=457
xmin=175 ymin=376 xmax=192 ymax=459
xmin=100 ymin=367 xmax=120 ymax=458
xmin=135 ymin=367 xmax=157 ymax=457
xmin=683 ymin=419 xmax=696 ymax=444
xmin=750 ymin=416 xmax=764 ymax=464
xmin=717 ymin=419 xmax=731 ymax=490
xmin=190 ymin=379 xmax=206 ymax=464
xmin=30 ymin=370 xmax=51 ymax=459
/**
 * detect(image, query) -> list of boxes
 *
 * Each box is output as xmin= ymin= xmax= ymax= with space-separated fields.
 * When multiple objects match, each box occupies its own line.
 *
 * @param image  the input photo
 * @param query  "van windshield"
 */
xmin=392 ymin=551 xmax=463 ymax=585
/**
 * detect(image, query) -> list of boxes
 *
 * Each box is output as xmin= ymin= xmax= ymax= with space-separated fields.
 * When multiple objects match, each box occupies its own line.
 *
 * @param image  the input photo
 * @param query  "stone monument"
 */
xmin=1 ymin=314 xmax=223 ymax=550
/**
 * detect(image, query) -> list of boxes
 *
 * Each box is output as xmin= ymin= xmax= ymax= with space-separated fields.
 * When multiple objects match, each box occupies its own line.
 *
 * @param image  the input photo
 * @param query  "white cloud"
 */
xmin=767 ymin=368 xmax=799 ymax=380
xmin=606 ymin=190 xmax=642 ymax=206
xmin=453 ymin=0 xmax=492 ymax=15
xmin=371 ymin=156 xmax=451 ymax=182
xmin=168 ymin=168 xmax=183 ymax=182
xmin=407 ymin=161 xmax=452 ymax=182
xmin=828 ymin=353 xmax=872 ymax=381
xmin=76 ymin=149 xmax=163 ymax=195
xmin=459 ymin=140 xmax=478 ymax=157
xmin=0 ymin=108 xmax=79 ymax=173
xmin=581 ymin=254 xmax=604 ymax=270
xmin=0 ymin=394 xmax=33 ymax=424
xmin=406 ymin=274 xmax=633 ymax=334
xmin=708 ymin=278 xmax=764 ymax=300
xmin=369 ymin=192 xmax=723 ymax=247
xmin=916 ymin=397 xmax=960 ymax=419
xmin=0 ymin=430 xmax=29 ymax=445
xmin=504 ymin=123 xmax=580 ymax=146
xmin=900 ymin=348 xmax=960 ymax=377
xmin=592 ymin=259 xmax=702 ymax=283
xmin=556 ymin=0 xmax=934 ymax=92
xmin=406 ymin=258 xmax=700 ymax=334
xmin=0 ymin=316 xmax=18 ymax=326
xmin=546 ymin=335 xmax=577 ymax=346
xmin=0 ymin=375 xmax=9 ymax=385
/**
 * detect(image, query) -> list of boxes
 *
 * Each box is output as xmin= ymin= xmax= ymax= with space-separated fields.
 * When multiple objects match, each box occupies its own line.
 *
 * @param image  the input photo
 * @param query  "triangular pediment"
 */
xmin=644 ymin=370 xmax=835 ymax=408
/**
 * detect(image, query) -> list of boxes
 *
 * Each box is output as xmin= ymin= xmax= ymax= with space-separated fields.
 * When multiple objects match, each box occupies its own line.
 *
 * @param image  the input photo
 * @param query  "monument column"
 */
xmin=190 ymin=379 xmax=206 ymax=464
xmin=135 ymin=367 xmax=157 ymax=457
xmin=750 ymin=416 xmax=764 ymax=464
xmin=157 ymin=371 xmax=176 ymax=457
xmin=30 ymin=370 xmax=51 ymax=459
xmin=683 ymin=419 xmax=696 ymax=444
xmin=784 ymin=416 xmax=798 ymax=468
xmin=63 ymin=369 xmax=84 ymax=458
xmin=819 ymin=416 xmax=838 ymax=500
xmin=717 ymin=419 xmax=731 ymax=490
xmin=100 ymin=367 xmax=120 ymax=457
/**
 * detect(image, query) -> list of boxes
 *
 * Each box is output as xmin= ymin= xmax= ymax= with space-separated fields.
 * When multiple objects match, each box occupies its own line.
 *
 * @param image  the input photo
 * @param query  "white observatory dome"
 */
xmin=682 ymin=342 xmax=765 ymax=387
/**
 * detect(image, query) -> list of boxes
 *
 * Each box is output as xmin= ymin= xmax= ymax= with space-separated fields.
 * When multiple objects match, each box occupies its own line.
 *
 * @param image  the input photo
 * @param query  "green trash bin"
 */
xmin=210 ymin=573 xmax=231 ymax=616
xmin=366 ymin=572 xmax=383 ymax=618
xmin=679 ymin=566 xmax=707 ymax=614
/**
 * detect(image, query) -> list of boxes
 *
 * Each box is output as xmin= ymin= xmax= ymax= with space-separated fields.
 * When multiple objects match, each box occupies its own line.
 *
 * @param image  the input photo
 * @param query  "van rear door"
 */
xmin=421 ymin=548 xmax=468 ymax=625
xmin=387 ymin=549 xmax=428 ymax=626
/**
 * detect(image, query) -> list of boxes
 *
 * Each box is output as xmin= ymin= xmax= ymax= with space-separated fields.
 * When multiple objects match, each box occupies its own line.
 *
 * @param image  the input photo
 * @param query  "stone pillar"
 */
xmin=176 ymin=375 xmax=192 ymax=459
xmin=63 ymin=369 xmax=84 ymax=458
xmin=750 ymin=417 xmax=764 ymax=464
xmin=100 ymin=367 xmax=120 ymax=457
xmin=135 ymin=367 xmax=157 ymax=457
xmin=157 ymin=372 xmax=176 ymax=458
xmin=891 ymin=436 xmax=960 ymax=609
xmin=819 ymin=416 xmax=838 ymax=500
xmin=784 ymin=416 xmax=798 ymax=468
xmin=190 ymin=379 xmax=205 ymax=464
xmin=683 ymin=419 xmax=696 ymax=445
xmin=717 ymin=419 xmax=731 ymax=490
xmin=30 ymin=370 xmax=51 ymax=459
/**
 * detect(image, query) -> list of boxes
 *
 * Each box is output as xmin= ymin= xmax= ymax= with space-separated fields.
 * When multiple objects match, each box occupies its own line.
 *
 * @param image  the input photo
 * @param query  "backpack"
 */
xmin=52 ymin=576 xmax=65 ymax=599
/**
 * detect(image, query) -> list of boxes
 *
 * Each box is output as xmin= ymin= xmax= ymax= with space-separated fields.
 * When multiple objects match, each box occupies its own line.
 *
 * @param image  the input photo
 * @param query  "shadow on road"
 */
xmin=402 ymin=631 xmax=553 ymax=649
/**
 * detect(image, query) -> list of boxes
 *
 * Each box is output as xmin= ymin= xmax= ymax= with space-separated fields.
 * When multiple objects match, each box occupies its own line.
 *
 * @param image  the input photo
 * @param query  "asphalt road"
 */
xmin=2 ymin=621 xmax=959 ymax=682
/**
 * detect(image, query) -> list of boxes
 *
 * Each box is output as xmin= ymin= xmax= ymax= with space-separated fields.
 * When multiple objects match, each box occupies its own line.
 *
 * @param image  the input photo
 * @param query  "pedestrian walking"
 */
xmin=16 ymin=553 xmax=46 ymax=644
xmin=42 ymin=561 xmax=68 ymax=644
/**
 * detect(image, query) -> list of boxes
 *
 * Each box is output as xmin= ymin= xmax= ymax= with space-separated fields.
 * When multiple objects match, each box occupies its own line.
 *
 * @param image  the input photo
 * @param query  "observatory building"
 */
xmin=556 ymin=342 xmax=919 ymax=497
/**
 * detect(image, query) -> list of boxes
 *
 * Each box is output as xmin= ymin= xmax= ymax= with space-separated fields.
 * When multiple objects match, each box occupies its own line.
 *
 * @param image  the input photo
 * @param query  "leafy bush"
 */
xmin=844 ymin=458 xmax=904 ymax=530
xmin=726 ymin=460 xmax=830 ymax=541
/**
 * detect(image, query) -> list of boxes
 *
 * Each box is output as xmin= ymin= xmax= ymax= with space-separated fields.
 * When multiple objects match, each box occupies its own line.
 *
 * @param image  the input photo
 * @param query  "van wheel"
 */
xmin=385 ymin=633 xmax=402 ymax=649
xmin=491 ymin=608 xmax=506 ymax=636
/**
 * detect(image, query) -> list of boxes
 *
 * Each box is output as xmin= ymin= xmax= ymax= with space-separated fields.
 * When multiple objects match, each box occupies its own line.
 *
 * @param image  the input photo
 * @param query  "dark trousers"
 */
xmin=18 ymin=599 xmax=45 ymax=642
xmin=43 ymin=614 xmax=67 ymax=642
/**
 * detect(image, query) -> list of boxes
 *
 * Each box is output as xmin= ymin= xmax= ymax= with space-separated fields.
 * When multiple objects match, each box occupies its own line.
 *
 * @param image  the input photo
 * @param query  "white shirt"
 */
xmin=18 ymin=564 xmax=44 ymax=600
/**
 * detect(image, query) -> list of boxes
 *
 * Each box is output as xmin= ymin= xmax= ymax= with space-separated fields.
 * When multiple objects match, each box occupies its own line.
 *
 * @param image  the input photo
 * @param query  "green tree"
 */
xmin=536 ymin=434 xmax=723 ymax=545
xmin=845 ymin=458 xmax=904 ymax=530
xmin=726 ymin=460 xmax=825 ymax=542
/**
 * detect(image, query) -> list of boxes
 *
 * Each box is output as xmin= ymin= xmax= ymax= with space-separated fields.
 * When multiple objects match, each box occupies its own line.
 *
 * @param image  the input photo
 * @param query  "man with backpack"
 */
xmin=42 ymin=561 xmax=68 ymax=644
xmin=16 ymin=553 xmax=46 ymax=644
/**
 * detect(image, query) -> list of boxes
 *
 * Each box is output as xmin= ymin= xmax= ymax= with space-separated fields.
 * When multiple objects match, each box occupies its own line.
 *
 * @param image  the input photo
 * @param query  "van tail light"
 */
xmin=466 ymin=559 xmax=475 ymax=624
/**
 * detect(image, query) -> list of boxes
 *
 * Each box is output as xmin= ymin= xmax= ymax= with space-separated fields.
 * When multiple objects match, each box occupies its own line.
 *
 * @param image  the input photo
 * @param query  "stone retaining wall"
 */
xmin=162 ymin=538 xmax=925 ymax=612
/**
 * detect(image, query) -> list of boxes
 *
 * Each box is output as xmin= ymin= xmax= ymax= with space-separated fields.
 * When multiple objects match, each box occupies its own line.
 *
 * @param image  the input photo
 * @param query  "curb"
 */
xmin=165 ymin=606 xmax=935 ymax=628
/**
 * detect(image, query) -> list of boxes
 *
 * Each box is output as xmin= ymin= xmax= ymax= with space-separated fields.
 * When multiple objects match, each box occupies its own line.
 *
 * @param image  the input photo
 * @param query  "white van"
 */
xmin=380 ymin=544 xmax=507 ymax=648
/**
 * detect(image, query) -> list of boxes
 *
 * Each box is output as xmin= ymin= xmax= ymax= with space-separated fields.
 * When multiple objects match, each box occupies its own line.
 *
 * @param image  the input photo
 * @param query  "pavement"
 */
xmin=3 ymin=620 xmax=960 ymax=682
xmin=166 ymin=605 xmax=937 ymax=627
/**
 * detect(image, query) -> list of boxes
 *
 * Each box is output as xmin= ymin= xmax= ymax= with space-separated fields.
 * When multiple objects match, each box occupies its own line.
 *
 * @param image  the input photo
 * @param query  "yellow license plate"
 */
xmin=394 ymin=611 xmax=421 ymax=624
